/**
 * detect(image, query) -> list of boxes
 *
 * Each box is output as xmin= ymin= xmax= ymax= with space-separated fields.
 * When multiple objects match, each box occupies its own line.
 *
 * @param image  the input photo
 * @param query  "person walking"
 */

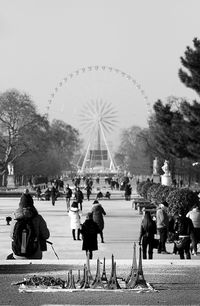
xmin=81 ymin=212 xmax=100 ymax=259
xmin=65 ymin=184 xmax=72 ymax=212
xmin=156 ymin=201 xmax=170 ymax=254
xmin=91 ymin=200 xmax=106 ymax=243
xmin=139 ymin=211 xmax=157 ymax=259
xmin=8 ymin=192 xmax=50 ymax=259
xmin=186 ymin=204 xmax=200 ymax=256
xmin=124 ymin=183 xmax=132 ymax=201
xmin=74 ymin=187 xmax=84 ymax=211
xmin=51 ymin=183 xmax=57 ymax=206
xmin=174 ymin=208 xmax=194 ymax=259
xmin=86 ymin=184 xmax=92 ymax=201
xmin=68 ymin=201 xmax=81 ymax=240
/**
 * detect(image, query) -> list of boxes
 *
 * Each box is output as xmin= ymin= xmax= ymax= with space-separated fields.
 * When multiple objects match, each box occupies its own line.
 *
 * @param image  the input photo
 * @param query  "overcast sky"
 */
xmin=1 ymin=0 xmax=200 ymax=146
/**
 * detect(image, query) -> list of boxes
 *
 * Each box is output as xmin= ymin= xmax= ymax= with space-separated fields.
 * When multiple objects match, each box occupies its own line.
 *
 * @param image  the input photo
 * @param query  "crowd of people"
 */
xmin=139 ymin=201 xmax=200 ymax=260
xmin=6 ymin=177 xmax=200 ymax=261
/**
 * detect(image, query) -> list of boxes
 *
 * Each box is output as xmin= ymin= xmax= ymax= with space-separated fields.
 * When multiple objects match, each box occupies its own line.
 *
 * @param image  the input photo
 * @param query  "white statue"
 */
xmin=162 ymin=160 xmax=170 ymax=176
xmin=7 ymin=162 xmax=14 ymax=175
xmin=153 ymin=157 xmax=159 ymax=175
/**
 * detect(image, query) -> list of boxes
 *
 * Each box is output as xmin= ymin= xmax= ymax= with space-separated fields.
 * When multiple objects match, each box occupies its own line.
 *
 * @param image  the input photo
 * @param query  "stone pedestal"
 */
xmin=161 ymin=174 xmax=171 ymax=186
xmin=152 ymin=174 xmax=160 ymax=184
xmin=7 ymin=175 xmax=15 ymax=189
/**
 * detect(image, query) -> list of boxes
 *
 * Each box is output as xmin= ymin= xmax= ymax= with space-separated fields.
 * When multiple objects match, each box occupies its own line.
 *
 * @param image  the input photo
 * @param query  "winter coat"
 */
xmin=156 ymin=207 xmax=169 ymax=229
xmin=75 ymin=189 xmax=84 ymax=203
xmin=65 ymin=187 xmax=72 ymax=199
xmin=174 ymin=215 xmax=194 ymax=236
xmin=91 ymin=203 xmax=106 ymax=231
xmin=10 ymin=208 xmax=50 ymax=259
xmin=81 ymin=219 xmax=100 ymax=251
xmin=186 ymin=208 xmax=200 ymax=228
xmin=68 ymin=209 xmax=81 ymax=230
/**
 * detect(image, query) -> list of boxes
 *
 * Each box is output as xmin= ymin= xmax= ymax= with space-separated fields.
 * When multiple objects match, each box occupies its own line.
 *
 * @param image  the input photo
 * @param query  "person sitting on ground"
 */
xmin=105 ymin=191 xmax=111 ymax=199
xmin=96 ymin=191 xmax=103 ymax=200
xmin=139 ymin=211 xmax=157 ymax=259
xmin=81 ymin=212 xmax=100 ymax=259
xmin=91 ymin=199 xmax=106 ymax=243
xmin=8 ymin=192 xmax=50 ymax=259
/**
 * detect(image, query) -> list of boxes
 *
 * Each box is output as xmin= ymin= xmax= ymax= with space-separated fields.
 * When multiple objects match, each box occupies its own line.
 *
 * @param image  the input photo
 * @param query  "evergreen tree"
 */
xmin=179 ymin=37 xmax=200 ymax=95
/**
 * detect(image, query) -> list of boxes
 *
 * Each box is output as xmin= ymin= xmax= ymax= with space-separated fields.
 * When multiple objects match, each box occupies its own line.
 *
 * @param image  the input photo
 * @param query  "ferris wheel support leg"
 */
xmin=81 ymin=141 xmax=91 ymax=173
xmin=99 ymin=123 xmax=117 ymax=172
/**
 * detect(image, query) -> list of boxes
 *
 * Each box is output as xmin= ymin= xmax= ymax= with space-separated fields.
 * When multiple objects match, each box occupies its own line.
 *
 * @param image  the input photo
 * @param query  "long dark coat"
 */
xmin=81 ymin=219 xmax=100 ymax=251
xmin=91 ymin=203 xmax=106 ymax=231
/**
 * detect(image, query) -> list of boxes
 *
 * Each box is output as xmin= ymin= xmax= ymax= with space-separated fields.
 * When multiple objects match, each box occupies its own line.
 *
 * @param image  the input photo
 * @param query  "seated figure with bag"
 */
xmin=8 ymin=192 xmax=50 ymax=260
xmin=174 ymin=208 xmax=194 ymax=259
xmin=139 ymin=211 xmax=157 ymax=259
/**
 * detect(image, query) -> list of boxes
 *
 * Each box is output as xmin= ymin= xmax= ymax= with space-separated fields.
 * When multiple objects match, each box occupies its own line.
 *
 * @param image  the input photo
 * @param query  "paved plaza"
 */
xmin=1 ymin=195 xmax=200 ymax=305
xmin=0 ymin=194 xmax=180 ymax=261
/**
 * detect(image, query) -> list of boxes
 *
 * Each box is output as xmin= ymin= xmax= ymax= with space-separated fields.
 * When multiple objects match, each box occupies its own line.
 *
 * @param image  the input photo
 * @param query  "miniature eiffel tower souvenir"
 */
xmin=76 ymin=269 xmax=81 ymax=284
xmin=101 ymin=257 xmax=108 ymax=283
xmin=81 ymin=268 xmax=90 ymax=289
xmin=131 ymin=245 xmax=148 ymax=289
xmin=91 ymin=258 xmax=105 ymax=289
xmin=107 ymin=261 xmax=121 ymax=290
xmin=68 ymin=270 xmax=76 ymax=289
xmin=79 ymin=264 xmax=87 ymax=288
xmin=126 ymin=242 xmax=138 ymax=288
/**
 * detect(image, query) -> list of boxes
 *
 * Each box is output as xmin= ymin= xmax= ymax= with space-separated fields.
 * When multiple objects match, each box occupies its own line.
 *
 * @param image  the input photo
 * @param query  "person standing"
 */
xmin=124 ymin=183 xmax=132 ymax=201
xmin=51 ymin=183 xmax=57 ymax=206
xmin=86 ymin=184 xmax=92 ymax=201
xmin=139 ymin=211 xmax=157 ymax=259
xmin=8 ymin=192 xmax=50 ymax=259
xmin=174 ymin=208 xmax=194 ymax=259
xmin=74 ymin=187 xmax=84 ymax=211
xmin=91 ymin=200 xmax=106 ymax=243
xmin=156 ymin=201 xmax=169 ymax=254
xmin=186 ymin=204 xmax=200 ymax=256
xmin=65 ymin=184 xmax=72 ymax=212
xmin=81 ymin=212 xmax=100 ymax=259
xmin=68 ymin=201 xmax=81 ymax=240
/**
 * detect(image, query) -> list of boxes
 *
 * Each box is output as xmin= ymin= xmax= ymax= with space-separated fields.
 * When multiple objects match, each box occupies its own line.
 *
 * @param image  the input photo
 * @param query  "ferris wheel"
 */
xmin=77 ymin=99 xmax=118 ymax=173
xmin=46 ymin=65 xmax=151 ymax=174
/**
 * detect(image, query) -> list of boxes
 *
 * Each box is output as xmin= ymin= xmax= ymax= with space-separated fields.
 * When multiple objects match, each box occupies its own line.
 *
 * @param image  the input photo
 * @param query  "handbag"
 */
xmin=174 ymin=236 xmax=190 ymax=249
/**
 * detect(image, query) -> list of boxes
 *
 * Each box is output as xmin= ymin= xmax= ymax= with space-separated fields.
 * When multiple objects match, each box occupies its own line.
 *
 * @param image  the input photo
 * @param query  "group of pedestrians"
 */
xmin=139 ymin=200 xmax=200 ymax=260
xmin=68 ymin=199 xmax=106 ymax=259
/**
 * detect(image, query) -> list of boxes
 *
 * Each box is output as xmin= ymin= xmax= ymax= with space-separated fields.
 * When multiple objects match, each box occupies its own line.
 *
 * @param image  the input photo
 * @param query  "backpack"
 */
xmin=12 ymin=218 xmax=38 ymax=257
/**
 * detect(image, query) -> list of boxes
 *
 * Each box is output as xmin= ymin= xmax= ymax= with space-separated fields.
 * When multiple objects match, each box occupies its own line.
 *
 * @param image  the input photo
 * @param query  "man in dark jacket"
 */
xmin=74 ymin=187 xmax=84 ymax=211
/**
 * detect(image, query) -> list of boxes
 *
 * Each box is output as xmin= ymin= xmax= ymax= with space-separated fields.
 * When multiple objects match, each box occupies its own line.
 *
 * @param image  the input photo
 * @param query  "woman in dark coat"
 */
xmin=91 ymin=200 xmax=106 ymax=243
xmin=81 ymin=212 xmax=100 ymax=259
xmin=139 ymin=211 xmax=157 ymax=259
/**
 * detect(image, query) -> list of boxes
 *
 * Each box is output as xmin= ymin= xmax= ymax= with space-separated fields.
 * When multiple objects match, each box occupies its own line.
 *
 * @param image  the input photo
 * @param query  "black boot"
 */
xmin=77 ymin=229 xmax=81 ymax=240
xmin=72 ymin=229 xmax=76 ymax=240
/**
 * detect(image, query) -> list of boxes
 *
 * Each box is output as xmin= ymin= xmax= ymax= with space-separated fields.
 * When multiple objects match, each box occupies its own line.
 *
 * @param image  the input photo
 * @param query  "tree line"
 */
xmin=115 ymin=37 xmax=200 ymax=184
xmin=1 ymin=37 xmax=200 ymax=186
xmin=0 ymin=90 xmax=80 ymax=186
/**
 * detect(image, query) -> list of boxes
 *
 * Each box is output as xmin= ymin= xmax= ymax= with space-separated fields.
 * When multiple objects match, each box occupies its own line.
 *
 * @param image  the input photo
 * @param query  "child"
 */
xmin=68 ymin=201 xmax=81 ymax=240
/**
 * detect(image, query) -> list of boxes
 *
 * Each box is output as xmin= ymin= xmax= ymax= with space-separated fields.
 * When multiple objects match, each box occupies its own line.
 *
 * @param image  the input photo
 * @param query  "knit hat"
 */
xmin=93 ymin=200 xmax=99 ymax=204
xmin=19 ymin=193 xmax=34 ymax=208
